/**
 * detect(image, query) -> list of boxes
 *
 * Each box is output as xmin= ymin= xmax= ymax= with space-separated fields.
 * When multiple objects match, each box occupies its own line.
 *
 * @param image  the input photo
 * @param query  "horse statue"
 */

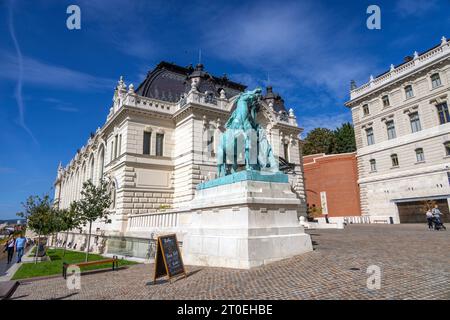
xmin=217 ymin=88 xmax=278 ymax=177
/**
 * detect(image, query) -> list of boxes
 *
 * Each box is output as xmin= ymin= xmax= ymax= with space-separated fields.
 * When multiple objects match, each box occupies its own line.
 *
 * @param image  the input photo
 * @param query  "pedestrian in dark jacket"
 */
xmin=4 ymin=237 xmax=15 ymax=264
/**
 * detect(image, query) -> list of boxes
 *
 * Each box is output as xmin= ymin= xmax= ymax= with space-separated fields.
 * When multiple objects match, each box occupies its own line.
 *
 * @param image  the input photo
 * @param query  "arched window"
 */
xmin=75 ymin=169 xmax=80 ymax=200
xmin=369 ymin=159 xmax=377 ymax=172
xmin=391 ymin=154 xmax=399 ymax=167
xmin=89 ymin=155 xmax=95 ymax=181
xmin=81 ymin=162 xmax=86 ymax=184
xmin=98 ymin=146 xmax=105 ymax=183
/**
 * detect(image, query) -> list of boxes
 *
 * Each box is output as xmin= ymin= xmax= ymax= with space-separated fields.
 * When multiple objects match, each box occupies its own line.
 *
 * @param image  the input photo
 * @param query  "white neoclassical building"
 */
xmin=53 ymin=62 xmax=307 ymax=258
xmin=345 ymin=37 xmax=450 ymax=224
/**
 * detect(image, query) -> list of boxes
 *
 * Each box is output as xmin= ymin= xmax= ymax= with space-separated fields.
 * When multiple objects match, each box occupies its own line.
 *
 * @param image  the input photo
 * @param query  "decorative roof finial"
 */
xmin=220 ymin=89 xmax=226 ymax=99
xmin=289 ymin=108 xmax=295 ymax=118
xmin=390 ymin=64 xmax=395 ymax=71
xmin=369 ymin=75 xmax=374 ymax=82
xmin=350 ymin=80 xmax=357 ymax=90
xmin=442 ymin=36 xmax=447 ymax=45
xmin=413 ymin=51 xmax=419 ymax=59
xmin=118 ymin=76 xmax=126 ymax=90
xmin=128 ymin=83 xmax=135 ymax=94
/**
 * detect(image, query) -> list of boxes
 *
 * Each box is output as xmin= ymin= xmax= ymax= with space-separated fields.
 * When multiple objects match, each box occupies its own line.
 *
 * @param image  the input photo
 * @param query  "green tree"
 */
xmin=303 ymin=128 xmax=336 ymax=155
xmin=333 ymin=122 xmax=356 ymax=153
xmin=59 ymin=202 xmax=83 ymax=258
xmin=77 ymin=179 xmax=112 ymax=262
xmin=17 ymin=195 xmax=56 ymax=263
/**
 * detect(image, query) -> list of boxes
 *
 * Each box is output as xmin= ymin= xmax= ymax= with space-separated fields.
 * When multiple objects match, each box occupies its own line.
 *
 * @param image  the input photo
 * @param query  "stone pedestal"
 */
xmin=182 ymin=176 xmax=313 ymax=269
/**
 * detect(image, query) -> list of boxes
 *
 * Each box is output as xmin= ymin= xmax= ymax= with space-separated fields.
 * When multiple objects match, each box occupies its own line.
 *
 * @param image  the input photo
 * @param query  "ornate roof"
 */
xmin=136 ymin=61 xmax=289 ymax=112
xmin=136 ymin=61 xmax=246 ymax=103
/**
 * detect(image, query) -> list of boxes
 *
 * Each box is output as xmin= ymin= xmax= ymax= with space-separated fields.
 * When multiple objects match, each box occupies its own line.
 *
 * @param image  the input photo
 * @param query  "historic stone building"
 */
xmin=53 ymin=62 xmax=307 ymax=257
xmin=345 ymin=37 xmax=450 ymax=223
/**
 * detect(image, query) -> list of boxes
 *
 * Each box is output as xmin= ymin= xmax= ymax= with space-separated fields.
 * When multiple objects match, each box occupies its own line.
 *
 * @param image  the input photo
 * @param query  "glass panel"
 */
xmin=386 ymin=121 xmax=396 ymax=139
xmin=409 ymin=113 xmax=421 ymax=133
xmin=405 ymin=86 xmax=413 ymax=99
xmin=431 ymin=74 xmax=441 ymax=88
xmin=156 ymin=133 xmax=164 ymax=156
xmin=437 ymin=103 xmax=449 ymax=124
xmin=143 ymin=132 xmax=151 ymax=155
xmin=366 ymin=128 xmax=374 ymax=145
xmin=391 ymin=154 xmax=399 ymax=167
xmin=370 ymin=160 xmax=376 ymax=171
xmin=415 ymin=149 xmax=424 ymax=162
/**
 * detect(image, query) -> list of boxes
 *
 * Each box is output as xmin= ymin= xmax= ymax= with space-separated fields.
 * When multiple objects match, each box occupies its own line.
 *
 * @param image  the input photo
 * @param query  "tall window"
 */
xmin=362 ymin=104 xmax=370 ymax=116
xmin=382 ymin=95 xmax=390 ymax=107
xmin=445 ymin=142 xmax=450 ymax=156
xmin=386 ymin=120 xmax=396 ymax=140
xmin=437 ymin=103 xmax=450 ymax=124
xmin=99 ymin=148 xmax=105 ymax=181
xmin=415 ymin=148 xmax=425 ymax=162
xmin=143 ymin=131 xmax=151 ymax=155
xmin=405 ymin=85 xmax=414 ymax=99
xmin=409 ymin=112 xmax=422 ymax=133
xmin=366 ymin=128 xmax=375 ymax=145
xmin=110 ymin=141 xmax=114 ymax=161
xmin=369 ymin=159 xmax=377 ymax=172
xmin=118 ymin=134 xmax=122 ymax=156
xmin=89 ymin=156 xmax=94 ymax=181
xmin=284 ymin=143 xmax=289 ymax=161
xmin=156 ymin=133 xmax=164 ymax=156
xmin=207 ymin=130 xmax=215 ymax=156
xmin=431 ymin=73 xmax=442 ymax=89
xmin=391 ymin=154 xmax=399 ymax=167
xmin=114 ymin=135 xmax=118 ymax=159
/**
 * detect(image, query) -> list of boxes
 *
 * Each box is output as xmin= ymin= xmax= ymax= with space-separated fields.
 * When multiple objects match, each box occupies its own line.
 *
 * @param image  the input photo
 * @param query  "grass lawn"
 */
xmin=13 ymin=248 xmax=138 ymax=280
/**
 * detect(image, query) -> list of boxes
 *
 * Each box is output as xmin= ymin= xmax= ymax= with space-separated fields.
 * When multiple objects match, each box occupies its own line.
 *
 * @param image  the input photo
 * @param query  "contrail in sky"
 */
xmin=7 ymin=0 xmax=39 ymax=146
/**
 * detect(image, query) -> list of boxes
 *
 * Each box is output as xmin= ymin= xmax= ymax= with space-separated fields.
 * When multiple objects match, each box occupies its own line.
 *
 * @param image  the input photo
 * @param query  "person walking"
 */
xmin=15 ymin=234 xmax=26 ymax=263
xmin=5 ymin=237 xmax=15 ymax=264
xmin=432 ymin=205 xmax=446 ymax=230
xmin=426 ymin=209 xmax=433 ymax=230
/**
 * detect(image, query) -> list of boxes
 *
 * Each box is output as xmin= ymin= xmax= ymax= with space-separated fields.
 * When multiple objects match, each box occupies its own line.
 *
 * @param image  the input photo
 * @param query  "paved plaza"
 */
xmin=9 ymin=224 xmax=450 ymax=300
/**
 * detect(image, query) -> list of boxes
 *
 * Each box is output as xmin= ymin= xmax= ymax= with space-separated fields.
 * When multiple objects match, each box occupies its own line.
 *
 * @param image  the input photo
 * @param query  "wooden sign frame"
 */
xmin=153 ymin=234 xmax=186 ymax=283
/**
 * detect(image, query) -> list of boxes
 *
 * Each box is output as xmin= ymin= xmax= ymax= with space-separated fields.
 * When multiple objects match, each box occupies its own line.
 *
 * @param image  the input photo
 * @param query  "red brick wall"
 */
xmin=303 ymin=153 xmax=361 ymax=217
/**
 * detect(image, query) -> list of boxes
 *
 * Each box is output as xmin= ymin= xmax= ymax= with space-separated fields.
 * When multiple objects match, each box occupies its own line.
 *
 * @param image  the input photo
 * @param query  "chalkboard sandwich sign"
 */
xmin=153 ymin=234 xmax=186 ymax=283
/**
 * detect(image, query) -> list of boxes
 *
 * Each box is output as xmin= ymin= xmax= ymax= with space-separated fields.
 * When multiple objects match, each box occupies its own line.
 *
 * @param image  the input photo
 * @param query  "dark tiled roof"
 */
xmin=136 ymin=61 xmax=246 ymax=103
xmin=263 ymin=86 xmax=288 ymax=113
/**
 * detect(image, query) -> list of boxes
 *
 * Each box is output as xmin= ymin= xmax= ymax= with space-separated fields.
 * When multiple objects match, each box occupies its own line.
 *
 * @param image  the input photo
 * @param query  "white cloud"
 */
xmin=199 ymin=1 xmax=373 ymax=101
xmin=0 ymin=50 xmax=114 ymax=91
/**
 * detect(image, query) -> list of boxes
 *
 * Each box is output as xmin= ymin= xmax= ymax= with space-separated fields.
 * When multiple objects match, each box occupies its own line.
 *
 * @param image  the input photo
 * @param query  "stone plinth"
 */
xmin=182 ymin=176 xmax=313 ymax=269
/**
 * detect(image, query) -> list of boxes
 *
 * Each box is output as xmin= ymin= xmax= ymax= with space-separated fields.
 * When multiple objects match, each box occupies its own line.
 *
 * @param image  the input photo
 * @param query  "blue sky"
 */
xmin=0 ymin=0 xmax=448 ymax=219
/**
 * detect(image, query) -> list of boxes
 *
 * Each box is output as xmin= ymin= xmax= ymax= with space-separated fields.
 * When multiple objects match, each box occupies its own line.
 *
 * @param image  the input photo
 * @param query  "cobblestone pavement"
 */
xmin=10 ymin=224 xmax=450 ymax=300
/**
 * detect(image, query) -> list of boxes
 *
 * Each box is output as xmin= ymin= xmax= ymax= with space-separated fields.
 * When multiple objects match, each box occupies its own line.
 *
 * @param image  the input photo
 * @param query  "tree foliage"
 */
xmin=303 ymin=122 xmax=356 ymax=156
xmin=302 ymin=128 xmax=336 ymax=155
xmin=17 ymin=195 xmax=55 ymax=236
xmin=334 ymin=122 xmax=356 ymax=154
xmin=77 ymin=179 xmax=112 ymax=225
xmin=76 ymin=179 xmax=112 ymax=261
